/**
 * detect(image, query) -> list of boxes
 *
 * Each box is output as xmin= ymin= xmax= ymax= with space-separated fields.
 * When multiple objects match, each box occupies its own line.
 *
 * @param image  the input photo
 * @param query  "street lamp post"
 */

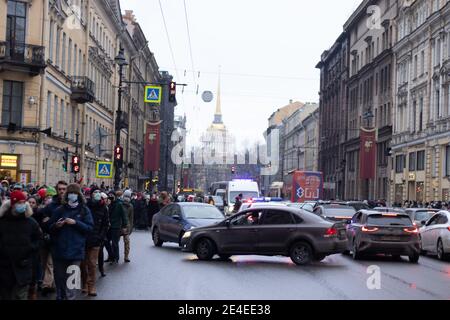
xmin=74 ymin=129 xmax=79 ymax=183
xmin=114 ymin=46 xmax=128 ymax=190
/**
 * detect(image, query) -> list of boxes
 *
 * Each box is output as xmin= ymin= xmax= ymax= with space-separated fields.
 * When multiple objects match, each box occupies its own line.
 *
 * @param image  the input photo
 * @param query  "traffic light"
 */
xmin=169 ymin=82 xmax=176 ymax=102
xmin=71 ymin=155 xmax=80 ymax=173
xmin=62 ymin=148 xmax=69 ymax=172
xmin=231 ymin=166 xmax=236 ymax=174
xmin=114 ymin=145 xmax=123 ymax=163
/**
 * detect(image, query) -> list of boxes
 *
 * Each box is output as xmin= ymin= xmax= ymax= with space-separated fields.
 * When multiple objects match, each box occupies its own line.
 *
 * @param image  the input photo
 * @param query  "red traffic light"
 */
xmin=114 ymin=145 xmax=123 ymax=161
xmin=71 ymin=155 xmax=80 ymax=173
xmin=169 ymin=82 xmax=176 ymax=102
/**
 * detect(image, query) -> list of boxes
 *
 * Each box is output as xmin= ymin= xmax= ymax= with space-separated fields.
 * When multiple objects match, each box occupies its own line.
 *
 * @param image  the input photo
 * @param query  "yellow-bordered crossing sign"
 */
xmin=96 ymin=161 xmax=114 ymax=179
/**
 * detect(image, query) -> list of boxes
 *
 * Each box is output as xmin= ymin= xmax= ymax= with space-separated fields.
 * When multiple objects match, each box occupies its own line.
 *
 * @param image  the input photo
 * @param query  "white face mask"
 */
xmin=68 ymin=193 xmax=78 ymax=204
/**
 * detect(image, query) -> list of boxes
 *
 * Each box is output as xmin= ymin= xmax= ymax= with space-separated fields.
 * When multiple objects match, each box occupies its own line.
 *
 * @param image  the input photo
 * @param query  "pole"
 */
xmin=114 ymin=63 xmax=124 ymax=190
xmin=164 ymin=130 xmax=169 ymax=192
xmin=75 ymin=130 xmax=79 ymax=183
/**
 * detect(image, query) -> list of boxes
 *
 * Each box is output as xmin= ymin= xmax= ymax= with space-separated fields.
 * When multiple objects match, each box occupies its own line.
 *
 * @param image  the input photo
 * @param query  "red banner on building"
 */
xmin=144 ymin=122 xmax=161 ymax=172
xmin=359 ymin=128 xmax=377 ymax=179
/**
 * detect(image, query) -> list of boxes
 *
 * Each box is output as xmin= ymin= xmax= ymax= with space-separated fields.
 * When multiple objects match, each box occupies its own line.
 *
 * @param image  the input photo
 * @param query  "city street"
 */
xmin=92 ymin=231 xmax=450 ymax=300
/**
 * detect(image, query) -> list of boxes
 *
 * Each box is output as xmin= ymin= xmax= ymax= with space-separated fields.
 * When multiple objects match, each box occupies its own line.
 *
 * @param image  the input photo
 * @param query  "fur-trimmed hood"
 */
xmin=0 ymin=200 xmax=34 ymax=218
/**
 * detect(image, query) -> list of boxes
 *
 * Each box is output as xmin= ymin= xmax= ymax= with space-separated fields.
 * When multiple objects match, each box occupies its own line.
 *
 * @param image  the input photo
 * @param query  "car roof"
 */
xmin=361 ymin=210 xmax=410 ymax=217
xmin=320 ymin=204 xmax=355 ymax=210
xmin=177 ymin=202 xmax=215 ymax=207
xmin=405 ymin=208 xmax=439 ymax=212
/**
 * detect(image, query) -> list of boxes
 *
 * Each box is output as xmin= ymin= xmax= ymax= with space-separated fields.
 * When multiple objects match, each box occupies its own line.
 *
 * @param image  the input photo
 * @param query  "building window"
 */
xmin=417 ymin=150 xmax=425 ymax=171
xmin=49 ymin=20 xmax=54 ymax=61
xmin=409 ymin=152 xmax=416 ymax=171
xmin=46 ymin=91 xmax=52 ymax=128
xmin=55 ymin=27 xmax=61 ymax=67
xmin=2 ymin=80 xmax=23 ymax=126
xmin=6 ymin=1 xmax=27 ymax=48
xmin=446 ymin=146 xmax=450 ymax=176
xmin=396 ymin=155 xmax=405 ymax=173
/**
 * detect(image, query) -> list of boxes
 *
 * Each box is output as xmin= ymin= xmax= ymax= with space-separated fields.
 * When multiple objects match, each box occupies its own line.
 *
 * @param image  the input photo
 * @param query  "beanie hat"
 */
xmin=11 ymin=190 xmax=26 ymax=206
xmin=100 ymin=192 xmax=108 ymax=200
xmin=123 ymin=190 xmax=132 ymax=198
xmin=46 ymin=186 xmax=57 ymax=197
xmin=66 ymin=183 xmax=81 ymax=195
xmin=37 ymin=188 xmax=47 ymax=199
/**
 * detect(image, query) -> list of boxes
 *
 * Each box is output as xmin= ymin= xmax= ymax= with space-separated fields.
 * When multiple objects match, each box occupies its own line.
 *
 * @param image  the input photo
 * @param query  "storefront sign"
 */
xmin=0 ymin=155 xmax=18 ymax=168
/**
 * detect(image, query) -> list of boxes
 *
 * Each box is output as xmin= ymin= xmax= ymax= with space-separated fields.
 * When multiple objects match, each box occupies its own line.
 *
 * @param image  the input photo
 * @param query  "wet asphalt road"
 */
xmin=90 ymin=230 xmax=450 ymax=300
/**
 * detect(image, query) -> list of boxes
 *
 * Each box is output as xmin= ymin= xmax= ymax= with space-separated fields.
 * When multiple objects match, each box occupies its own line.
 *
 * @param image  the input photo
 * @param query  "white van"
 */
xmin=224 ymin=180 xmax=260 ymax=215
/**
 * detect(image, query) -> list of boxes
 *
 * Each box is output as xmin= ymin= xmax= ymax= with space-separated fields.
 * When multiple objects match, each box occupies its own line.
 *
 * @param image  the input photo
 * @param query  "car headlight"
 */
xmin=183 ymin=231 xmax=192 ymax=238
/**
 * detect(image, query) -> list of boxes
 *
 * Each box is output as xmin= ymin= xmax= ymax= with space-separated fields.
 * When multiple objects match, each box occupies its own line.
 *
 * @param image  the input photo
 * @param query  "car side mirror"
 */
xmin=173 ymin=215 xmax=181 ymax=220
xmin=225 ymin=220 xmax=231 ymax=228
xmin=346 ymin=219 xmax=352 ymax=225
xmin=421 ymin=220 xmax=426 ymax=226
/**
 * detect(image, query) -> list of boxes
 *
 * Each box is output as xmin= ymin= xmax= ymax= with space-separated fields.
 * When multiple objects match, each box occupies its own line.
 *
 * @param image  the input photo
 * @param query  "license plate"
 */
xmin=380 ymin=236 xmax=401 ymax=241
xmin=339 ymin=230 xmax=346 ymax=238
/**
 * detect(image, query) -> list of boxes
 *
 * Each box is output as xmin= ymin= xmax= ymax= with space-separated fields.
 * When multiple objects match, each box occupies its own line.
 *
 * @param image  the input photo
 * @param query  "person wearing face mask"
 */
xmin=121 ymin=190 xmax=134 ymax=263
xmin=47 ymin=184 xmax=94 ymax=300
xmin=27 ymin=196 xmax=42 ymax=300
xmin=0 ymin=191 xmax=41 ymax=300
xmin=39 ymin=182 xmax=66 ymax=296
xmin=80 ymin=189 xmax=110 ymax=296
xmin=107 ymin=191 xmax=128 ymax=265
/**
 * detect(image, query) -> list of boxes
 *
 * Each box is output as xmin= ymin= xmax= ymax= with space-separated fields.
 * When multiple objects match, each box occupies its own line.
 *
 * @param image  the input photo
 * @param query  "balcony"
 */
xmin=0 ymin=41 xmax=46 ymax=76
xmin=70 ymin=76 xmax=95 ymax=104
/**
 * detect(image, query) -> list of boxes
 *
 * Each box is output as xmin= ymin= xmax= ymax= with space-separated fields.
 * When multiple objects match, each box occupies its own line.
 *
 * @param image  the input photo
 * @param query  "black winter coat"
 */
xmin=0 ymin=203 xmax=41 ymax=287
xmin=86 ymin=200 xmax=110 ymax=248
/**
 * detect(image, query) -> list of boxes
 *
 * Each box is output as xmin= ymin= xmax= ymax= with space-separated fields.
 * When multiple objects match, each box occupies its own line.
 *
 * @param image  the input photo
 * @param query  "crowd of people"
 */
xmin=0 ymin=179 xmax=173 ymax=300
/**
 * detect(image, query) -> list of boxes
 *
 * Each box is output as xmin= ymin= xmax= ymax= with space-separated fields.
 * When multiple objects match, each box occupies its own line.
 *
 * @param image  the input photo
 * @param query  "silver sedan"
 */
xmin=419 ymin=211 xmax=450 ymax=261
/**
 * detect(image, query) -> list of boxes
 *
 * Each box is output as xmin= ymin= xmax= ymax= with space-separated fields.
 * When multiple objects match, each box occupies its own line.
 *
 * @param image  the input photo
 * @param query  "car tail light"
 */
xmin=403 ymin=227 xmax=419 ymax=234
xmin=447 ymin=226 xmax=450 ymax=232
xmin=362 ymin=226 xmax=379 ymax=232
xmin=324 ymin=228 xmax=338 ymax=237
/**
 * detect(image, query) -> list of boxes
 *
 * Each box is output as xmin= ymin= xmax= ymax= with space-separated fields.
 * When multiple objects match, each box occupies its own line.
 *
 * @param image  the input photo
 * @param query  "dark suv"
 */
xmin=181 ymin=206 xmax=348 ymax=265
xmin=346 ymin=210 xmax=420 ymax=263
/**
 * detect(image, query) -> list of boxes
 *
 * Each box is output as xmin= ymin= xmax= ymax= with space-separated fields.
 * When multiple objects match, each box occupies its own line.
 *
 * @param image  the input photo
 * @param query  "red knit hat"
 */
xmin=10 ymin=191 xmax=26 ymax=206
xmin=37 ymin=188 xmax=47 ymax=199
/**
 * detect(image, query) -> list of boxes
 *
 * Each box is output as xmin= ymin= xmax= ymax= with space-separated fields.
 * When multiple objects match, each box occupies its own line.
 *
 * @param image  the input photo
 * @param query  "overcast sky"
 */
xmin=120 ymin=0 xmax=361 ymax=148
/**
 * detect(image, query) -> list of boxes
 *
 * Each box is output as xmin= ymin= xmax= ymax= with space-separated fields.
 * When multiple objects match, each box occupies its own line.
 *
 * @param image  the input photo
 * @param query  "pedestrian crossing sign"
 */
xmin=96 ymin=161 xmax=113 ymax=179
xmin=144 ymin=85 xmax=162 ymax=104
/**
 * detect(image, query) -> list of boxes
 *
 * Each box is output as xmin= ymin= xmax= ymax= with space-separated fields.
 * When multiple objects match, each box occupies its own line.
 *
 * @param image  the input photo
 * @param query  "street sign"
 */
xmin=144 ymin=85 xmax=162 ymax=104
xmin=96 ymin=161 xmax=114 ymax=179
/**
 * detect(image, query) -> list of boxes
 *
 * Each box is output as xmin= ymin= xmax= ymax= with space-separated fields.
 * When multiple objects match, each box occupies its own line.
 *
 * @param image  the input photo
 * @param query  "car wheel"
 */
xmin=409 ymin=253 xmax=419 ymax=263
xmin=352 ymin=241 xmax=362 ymax=260
xmin=392 ymin=255 xmax=402 ymax=261
xmin=437 ymin=239 xmax=448 ymax=261
xmin=195 ymin=238 xmax=215 ymax=261
xmin=152 ymin=228 xmax=163 ymax=247
xmin=289 ymin=241 xmax=313 ymax=265
xmin=218 ymin=254 xmax=232 ymax=261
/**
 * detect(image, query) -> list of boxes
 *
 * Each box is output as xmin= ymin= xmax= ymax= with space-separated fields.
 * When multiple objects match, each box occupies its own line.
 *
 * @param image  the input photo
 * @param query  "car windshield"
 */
xmin=367 ymin=214 xmax=413 ymax=226
xmin=183 ymin=206 xmax=224 ymax=219
xmin=348 ymin=203 xmax=369 ymax=211
xmin=212 ymin=196 xmax=223 ymax=204
xmin=322 ymin=207 xmax=355 ymax=217
xmin=414 ymin=211 xmax=435 ymax=222
xmin=230 ymin=191 xmax=259 ymax=202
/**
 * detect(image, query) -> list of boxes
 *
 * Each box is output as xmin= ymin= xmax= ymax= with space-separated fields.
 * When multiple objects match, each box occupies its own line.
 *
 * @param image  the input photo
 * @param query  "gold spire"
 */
xmin=215 ymin=68 xmax=222 ymax=116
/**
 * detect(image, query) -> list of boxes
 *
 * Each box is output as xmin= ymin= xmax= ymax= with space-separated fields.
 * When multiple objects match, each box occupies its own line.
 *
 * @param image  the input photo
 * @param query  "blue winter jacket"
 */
xmin=48 ymin=204 xmax=94 ymax=261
